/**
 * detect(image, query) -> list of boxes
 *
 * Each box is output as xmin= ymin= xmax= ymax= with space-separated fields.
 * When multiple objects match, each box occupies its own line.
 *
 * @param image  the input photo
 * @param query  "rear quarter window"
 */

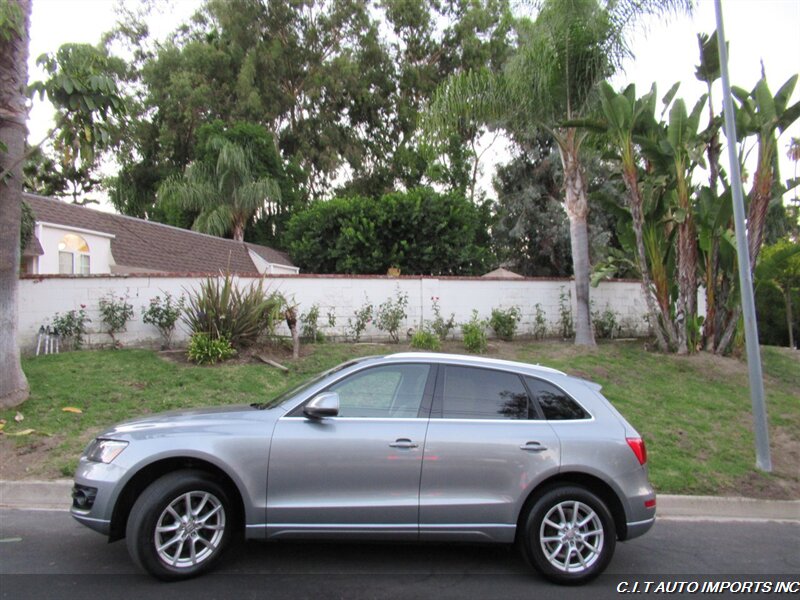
xmin=526 ymin=377 xmax=590 ymax=420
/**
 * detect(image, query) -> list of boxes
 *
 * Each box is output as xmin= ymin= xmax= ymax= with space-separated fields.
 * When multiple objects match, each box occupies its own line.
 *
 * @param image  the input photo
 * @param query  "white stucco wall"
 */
xmin=17 ymin=274 xmax=654 ymax=352
xmin=35 ymin=223 xmax=114 ymax=275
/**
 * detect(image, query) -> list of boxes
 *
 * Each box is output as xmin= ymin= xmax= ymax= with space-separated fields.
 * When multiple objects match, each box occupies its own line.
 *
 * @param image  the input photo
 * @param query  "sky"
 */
xmin=26 ymin=0 xmax=800 ymax=209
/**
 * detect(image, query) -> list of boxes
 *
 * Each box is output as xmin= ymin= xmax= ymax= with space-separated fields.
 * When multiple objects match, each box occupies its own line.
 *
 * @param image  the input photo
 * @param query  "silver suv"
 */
xmin=71 ymin=352 xmax=655 ymax=584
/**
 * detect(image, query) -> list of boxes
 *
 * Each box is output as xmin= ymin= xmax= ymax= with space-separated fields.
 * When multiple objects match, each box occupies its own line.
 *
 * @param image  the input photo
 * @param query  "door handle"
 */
xmin=389 ymin=438 xmax=419 ymax=449
xmin=520 ymin=441 xmax=547 ymax=452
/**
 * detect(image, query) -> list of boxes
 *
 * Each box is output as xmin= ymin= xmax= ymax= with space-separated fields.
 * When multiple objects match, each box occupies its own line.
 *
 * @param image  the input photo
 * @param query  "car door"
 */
xmin=419 ymin=365 xmax=560 ymax=542
xmin=266 ymin=363 xmax=435 ymax=540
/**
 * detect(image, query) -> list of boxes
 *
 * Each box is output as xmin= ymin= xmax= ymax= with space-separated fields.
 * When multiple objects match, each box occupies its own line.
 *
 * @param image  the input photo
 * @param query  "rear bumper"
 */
xmin=625 ymin=515 xmax=655 ymax=540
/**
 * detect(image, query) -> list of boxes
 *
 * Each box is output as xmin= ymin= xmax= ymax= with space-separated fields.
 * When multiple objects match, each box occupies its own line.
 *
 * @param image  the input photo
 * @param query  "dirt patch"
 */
xmin=0 ymin=435 xmax=64 ymax=480
xmin=713 ymin=425 xmax=800 ymax=500
xmin=157 ymin=341 xmax=311 ymax=367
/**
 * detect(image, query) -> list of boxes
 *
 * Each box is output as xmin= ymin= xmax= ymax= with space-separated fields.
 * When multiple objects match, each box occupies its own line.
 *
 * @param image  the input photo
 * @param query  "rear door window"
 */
xmin=441 ymin=366 xmax=530 ymax=420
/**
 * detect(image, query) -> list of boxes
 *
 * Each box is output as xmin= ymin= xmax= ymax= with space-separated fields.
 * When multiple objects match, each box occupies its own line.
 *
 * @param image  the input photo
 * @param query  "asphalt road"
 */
xmin=1 ymin=508 xmax=798 ymax=599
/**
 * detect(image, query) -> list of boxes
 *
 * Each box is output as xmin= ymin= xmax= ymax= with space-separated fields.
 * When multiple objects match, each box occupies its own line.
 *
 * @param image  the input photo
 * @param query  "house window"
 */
xmin=58 ymin=234 xmax=90 ymax=275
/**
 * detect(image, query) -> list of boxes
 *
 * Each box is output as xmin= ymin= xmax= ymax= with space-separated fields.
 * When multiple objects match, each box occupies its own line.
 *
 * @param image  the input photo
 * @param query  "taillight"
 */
xmin=627 ymin=437 xmax=647 ymax=465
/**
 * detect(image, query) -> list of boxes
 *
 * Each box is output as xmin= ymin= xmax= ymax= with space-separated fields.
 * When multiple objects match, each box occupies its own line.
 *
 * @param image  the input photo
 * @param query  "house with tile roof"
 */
xmin=21 ymin=193 xmax=299 ymax=276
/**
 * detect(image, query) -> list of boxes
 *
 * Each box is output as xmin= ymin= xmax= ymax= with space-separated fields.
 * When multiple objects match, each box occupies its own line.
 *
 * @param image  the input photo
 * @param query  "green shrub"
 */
xmin=183 ymin=273 xmax=280 ymax=347
xmin=592 ymin=304 xmax=621 ymax=340
xmin=489 ymin=306 xmax=521 ymax=341
xmin=347 ymin=298 xmax=373 ymax=342
xmin=533 ymin=303 xmax=547 ymax=339
xmin=52 ymin=306 xmax=91 ymax=350
xmin=462 ymin=311 xmax=488 ymax=353
xmin=430 ymin=296 xmax=456 ymax=341
xmin=410 ymin=328 xmax=441 ymax=351
xmin=300 ymin=303 xmax=323 ymax=343
xmin=376 ymin=288 xmax=409 ymax=343
xmin=187 ymin=333 xmax=236 ymax=365
xmin=142 ymin=292 xmax=185 ymax=348
xmin=98 ymin=293 xmax=134 ymax=347
xmin=558 ymin=287 xmax=574 ymax=339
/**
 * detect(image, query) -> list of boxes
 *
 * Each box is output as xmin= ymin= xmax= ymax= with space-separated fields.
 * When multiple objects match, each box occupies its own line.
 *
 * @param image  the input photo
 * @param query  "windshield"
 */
xmin=251 ymin=357 xmax=376 ymax=410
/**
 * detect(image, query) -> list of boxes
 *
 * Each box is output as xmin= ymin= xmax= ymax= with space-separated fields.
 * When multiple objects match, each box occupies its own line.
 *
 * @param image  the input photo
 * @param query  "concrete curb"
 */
xmin=1 ymin=480 xmax=799 ymax=521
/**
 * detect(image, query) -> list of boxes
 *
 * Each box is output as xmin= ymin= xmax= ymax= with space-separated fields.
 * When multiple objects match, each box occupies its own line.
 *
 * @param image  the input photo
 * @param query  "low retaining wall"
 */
xmin=18 ymin=273 xmax=651 ymax=351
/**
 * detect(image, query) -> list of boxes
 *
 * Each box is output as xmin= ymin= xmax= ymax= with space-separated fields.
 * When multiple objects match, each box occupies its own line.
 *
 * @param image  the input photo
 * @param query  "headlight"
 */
xmin=85 ymin=439 xmax=128 ymax=463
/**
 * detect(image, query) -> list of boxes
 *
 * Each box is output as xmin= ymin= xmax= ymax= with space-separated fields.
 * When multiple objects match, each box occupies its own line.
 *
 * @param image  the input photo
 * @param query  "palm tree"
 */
xmin=426 ymin=0 xmax=692 ymax=346
xmin=159 ymin=137 xmax=281 ymax=242
xmin=0 ymin=0 xmax=32 ymax=408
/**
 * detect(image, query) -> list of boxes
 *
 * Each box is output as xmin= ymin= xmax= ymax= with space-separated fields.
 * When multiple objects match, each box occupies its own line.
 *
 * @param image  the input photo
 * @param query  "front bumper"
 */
xmin=70 ymin=456 xmax=128 ymax=538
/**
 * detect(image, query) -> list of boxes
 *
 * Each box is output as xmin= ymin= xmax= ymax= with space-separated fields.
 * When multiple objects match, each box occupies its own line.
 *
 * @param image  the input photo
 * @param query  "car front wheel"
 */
xmin=126 ymin=470 xmax=233 ymax=581
xmin=521 ymin=485 xmax=616 ymax=585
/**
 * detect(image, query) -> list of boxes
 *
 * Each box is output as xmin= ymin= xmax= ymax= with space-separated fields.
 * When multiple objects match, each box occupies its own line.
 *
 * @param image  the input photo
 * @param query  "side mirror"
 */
xmin=303 ymin=392 xmax=340 ymax=419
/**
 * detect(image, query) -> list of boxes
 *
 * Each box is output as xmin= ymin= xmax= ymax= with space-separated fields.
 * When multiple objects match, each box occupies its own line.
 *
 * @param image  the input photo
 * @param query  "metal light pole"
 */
xmin=714 ymin=0 xmax=772 ymax=471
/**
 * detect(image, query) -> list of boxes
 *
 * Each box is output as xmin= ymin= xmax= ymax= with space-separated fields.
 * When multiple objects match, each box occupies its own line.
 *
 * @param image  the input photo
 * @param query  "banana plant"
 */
xmin=649 ymin=94 xmax=708 ymax=354
xmin=732 ymin=74 xmax=800 ymax=268
xmin=713 ymin=74 xmax=800 ymax=352
xmin=589 ymin=81 xmax=678 ymax=351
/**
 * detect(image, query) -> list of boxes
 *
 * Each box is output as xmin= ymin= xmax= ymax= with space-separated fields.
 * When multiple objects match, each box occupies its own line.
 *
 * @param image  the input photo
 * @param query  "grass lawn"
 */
xmin=1 ymin=340 xmax=798 ymax=499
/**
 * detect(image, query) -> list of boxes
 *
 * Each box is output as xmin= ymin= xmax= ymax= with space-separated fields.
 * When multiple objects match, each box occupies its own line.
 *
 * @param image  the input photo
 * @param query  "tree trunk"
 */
xmin=621 ymin=159 xmax=674 ymax=351
xmin=715 ymin=138 xmax=775 ymax=354
xmin=676 ymin=217 xmax=698 ymax=354
xmin=746 ymin=142 xmax=775 ymax=271
xmin=0 ymin=0 xmax=31 ymax=409
xmin=785 ymin=287 xmax=795 ymax=350
xmin=674 ymin=164 xmax=698 ymax=355
xmin=557 ymin=129 xmax=595 ymax=347
xmin=232 ymin=217 xmax=245 ymax=242
xmin=285 ymin=307 xmax=300 ymax=360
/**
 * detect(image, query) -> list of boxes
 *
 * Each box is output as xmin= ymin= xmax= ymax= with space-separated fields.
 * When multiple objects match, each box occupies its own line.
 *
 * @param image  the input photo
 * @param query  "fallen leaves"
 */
xmin=3 ymin=428 xmax=35 ymax=437
xmin=62 ymin=407 xmax=83 ymax=414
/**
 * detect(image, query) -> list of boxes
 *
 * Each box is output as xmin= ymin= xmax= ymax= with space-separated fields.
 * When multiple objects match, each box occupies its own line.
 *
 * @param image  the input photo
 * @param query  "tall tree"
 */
xmin=491 ymin=134 xmax=618 ymax=278
xmin=28 ymin=42 xmax=126 ymax=204
xmin=0 ymin=0 xmax=31 ymax=408
xmin=158 ymin=136 xmax=281 ymax=242
xmin=755 ymin=239 xmax=800 ymax=349
xmin=428 ymin=0 xmax=692 ymax=346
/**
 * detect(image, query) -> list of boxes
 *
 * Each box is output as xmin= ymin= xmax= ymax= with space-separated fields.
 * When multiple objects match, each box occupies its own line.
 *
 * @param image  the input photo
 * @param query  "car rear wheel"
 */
xmin=126 ymin=470 xmax=233 ymax=581
xmin=521 ymin=485 xmax=616 ymax=585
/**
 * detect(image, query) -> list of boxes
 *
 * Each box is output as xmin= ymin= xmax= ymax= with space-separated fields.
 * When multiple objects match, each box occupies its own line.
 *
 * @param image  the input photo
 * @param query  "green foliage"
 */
xmin=489 ymin=306 xmax=521 ymax=341
xmin=182 ymin=273 xmax=280 ymax=347
xmin=142 ymin=293 xmax=185 ymax=349
xmin=430 ymin=297 xmax=456 ymax=341
xmin=592 ymin=304 xmax=621 ymax=340
xmin=187 ymin=333 xmax=236 ymax=365
xmin=410 ymin=328 xmax=441 ymax=351
xmin=28 ymin=43 xmax=126 ymax=169
xmin=462 ymin=311 xmax=488 ymax=353
xmin=375 ymin=289 xmax=409 ymax=343
xmin=51 ymin=307 xmax=91 ymax=350
xmin=98 ymin=293 xmax=134 ymax=346
xmin=346 ymin=299 xmax=373 ymax=343
xmin=286 ymin=187 xmax=493 ymax=275
xmin=158 ymin=135 xmax=281 ymax=241
xmin=756 ymin=239 xmax=800 ymax=347
xmin=533 ymin=303 xmax=548 ymax=340
xmin=19 ymin=200 xmax=34 ymax=253
xmin=0 ymin=2 xmax=24 ymax=41
xmin=300 ymin=304 xmax=323 ymax=343
xmin=491 ymin=136 xmax=620 ymax=277
xmin=558 ymin=288 xmax=575 ymax=339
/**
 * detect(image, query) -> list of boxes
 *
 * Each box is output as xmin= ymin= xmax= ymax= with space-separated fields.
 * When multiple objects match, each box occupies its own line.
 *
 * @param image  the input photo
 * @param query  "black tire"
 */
xmin=520 ymin=485 xmax=616 ymax=585
xmin=126 ymin=470 xmax=234 ymax=581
